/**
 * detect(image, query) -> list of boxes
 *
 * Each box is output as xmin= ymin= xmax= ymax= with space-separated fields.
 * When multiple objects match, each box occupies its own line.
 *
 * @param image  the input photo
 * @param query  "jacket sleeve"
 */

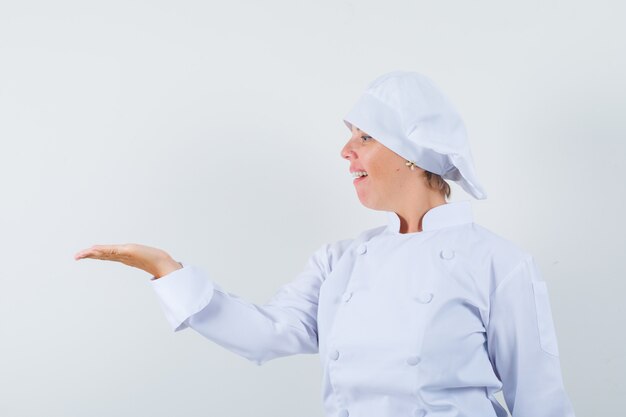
xmin=149 ymin=243 xmax=332 ymax=366
xmin=486 ymin=255 xmax=576 ymax=417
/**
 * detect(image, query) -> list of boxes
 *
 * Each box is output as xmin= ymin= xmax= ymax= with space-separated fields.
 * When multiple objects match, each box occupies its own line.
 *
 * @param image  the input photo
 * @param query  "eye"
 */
xmin=361 ymin=135 xmax=372 ymax=142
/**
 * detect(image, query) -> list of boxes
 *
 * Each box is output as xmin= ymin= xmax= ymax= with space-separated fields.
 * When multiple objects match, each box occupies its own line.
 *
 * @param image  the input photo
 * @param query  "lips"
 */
xmin=349 ymin=167 xmax=368 ymax=183
xmin=353 ymin=174 xmax=368 ymax=185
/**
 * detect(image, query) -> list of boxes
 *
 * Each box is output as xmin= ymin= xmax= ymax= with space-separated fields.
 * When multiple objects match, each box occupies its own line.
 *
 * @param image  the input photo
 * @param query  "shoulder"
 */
xmin=461 ymin=222 xmax=535 ymax=291
xmin=467 ymin=223 xmax=530 ymax=260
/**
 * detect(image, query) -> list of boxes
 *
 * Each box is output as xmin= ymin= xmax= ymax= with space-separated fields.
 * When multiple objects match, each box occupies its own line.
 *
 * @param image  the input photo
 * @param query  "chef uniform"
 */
xmin=150 ymin=71 xmax=576 ymax=417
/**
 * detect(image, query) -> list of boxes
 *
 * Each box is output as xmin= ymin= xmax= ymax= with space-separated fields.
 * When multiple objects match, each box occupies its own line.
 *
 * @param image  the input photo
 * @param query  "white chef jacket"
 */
xmin=150 ymin=200 xmax=576 ymax=417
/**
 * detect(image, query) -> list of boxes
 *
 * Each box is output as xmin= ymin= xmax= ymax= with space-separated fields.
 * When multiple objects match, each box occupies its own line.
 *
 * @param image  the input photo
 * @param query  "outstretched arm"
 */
xmin=75 ymin=242 xmax=333 ymax=365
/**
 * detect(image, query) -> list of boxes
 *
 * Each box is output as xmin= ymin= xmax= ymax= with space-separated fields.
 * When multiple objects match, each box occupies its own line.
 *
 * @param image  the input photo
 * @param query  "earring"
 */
xmin=405 ymin=160 xmax=417 ymax=171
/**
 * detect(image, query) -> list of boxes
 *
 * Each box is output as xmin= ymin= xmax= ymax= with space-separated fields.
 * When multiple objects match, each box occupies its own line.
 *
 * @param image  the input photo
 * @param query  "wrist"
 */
xmin=153 ymin=258 xmax=184 ymax=279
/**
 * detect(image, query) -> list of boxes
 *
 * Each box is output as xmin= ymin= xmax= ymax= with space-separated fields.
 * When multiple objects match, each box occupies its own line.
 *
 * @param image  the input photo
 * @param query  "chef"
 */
xmin=75 ymin=70 xmax=576 ymax=417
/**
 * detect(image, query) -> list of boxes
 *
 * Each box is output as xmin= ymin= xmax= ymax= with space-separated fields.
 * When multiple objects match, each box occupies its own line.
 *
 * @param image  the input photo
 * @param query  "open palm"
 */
xmin=74 ymin=243 xmax=182 ymax=279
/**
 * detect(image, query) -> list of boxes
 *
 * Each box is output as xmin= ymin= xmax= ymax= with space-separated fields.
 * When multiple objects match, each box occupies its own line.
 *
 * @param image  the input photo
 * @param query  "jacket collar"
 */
xmin=384 ymin=200 xmax=474 ymax=234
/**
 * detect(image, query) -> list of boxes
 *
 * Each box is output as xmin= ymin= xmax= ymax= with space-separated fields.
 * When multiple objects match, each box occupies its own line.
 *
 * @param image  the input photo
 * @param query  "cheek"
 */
xmin=375 ymin=161 xmax=402 ymax=177
xmin=363 ymin=148 xmax=402 ymax=180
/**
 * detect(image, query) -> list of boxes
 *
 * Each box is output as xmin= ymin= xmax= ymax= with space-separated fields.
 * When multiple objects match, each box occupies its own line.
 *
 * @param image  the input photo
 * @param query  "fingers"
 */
xmin=74 ymin=242 xmax=172 ymax=276
xmin=74 ymin=244 xmax=127 ymax=261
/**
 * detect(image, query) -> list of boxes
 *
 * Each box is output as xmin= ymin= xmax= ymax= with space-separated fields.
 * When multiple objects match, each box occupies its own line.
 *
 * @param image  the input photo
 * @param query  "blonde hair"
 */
xmin=424 ymin=171 xmax=451 ymax=200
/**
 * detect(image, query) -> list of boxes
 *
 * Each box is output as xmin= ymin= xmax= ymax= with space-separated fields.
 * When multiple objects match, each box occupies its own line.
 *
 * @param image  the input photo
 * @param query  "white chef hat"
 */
xmin=343 ymin=70 xmax=488 ymax=200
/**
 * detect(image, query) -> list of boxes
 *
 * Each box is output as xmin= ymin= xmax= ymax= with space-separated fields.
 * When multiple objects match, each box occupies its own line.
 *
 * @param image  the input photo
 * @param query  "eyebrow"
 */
xmin=353 ymin=126 xmax=369 ymax=135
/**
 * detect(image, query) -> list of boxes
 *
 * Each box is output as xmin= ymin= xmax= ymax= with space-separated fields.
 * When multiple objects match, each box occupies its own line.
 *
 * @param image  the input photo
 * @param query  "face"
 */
xmin=340 ymin=125 xmax=429 ymax=211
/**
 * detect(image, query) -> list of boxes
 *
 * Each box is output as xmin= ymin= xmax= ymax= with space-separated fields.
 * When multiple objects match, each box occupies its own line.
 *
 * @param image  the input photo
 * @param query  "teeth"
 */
xmin=351 ymin=171 xmax=368 ymax=178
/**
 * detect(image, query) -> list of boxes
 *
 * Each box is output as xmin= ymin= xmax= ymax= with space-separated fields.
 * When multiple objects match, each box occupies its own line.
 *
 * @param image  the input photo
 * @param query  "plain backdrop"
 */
xmin=1 ymin=1 xmax=624 ymax=416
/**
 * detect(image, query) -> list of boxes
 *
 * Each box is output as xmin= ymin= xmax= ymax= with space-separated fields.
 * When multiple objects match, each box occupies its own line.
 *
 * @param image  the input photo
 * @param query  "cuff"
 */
xmin=150 ymin=262 xmax=216 ymax=332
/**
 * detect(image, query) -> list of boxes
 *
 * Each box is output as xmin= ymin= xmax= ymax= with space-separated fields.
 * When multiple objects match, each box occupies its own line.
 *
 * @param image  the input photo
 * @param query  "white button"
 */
xmin=356 ymin=243 xmax=367 ymax=254
xmin=406 ymin=355 xmax=421 ymax=366
xmin=440 ymin=248 xmax=455 ymax=260
xmin=329 ymin=350 xmax=340 ymax=360
xmin=338 ymin=410 xmax=349 ymax=417
xmin=414 ymin=409 xmax=426 ymax=417
xmin=341 ymin=292 xmax=353 ymax=302
xmin=415 ymin=291 xmax=434 ymax=304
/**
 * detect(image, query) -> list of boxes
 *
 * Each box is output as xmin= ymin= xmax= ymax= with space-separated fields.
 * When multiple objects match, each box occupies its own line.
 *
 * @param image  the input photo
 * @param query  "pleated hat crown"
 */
xmin=343 ymin=70 xmax=487 ymax=200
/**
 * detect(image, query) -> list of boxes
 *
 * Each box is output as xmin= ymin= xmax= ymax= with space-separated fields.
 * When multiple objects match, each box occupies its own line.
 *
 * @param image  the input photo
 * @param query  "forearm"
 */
xmin=185 ymin=288 xmax=319 ymax=365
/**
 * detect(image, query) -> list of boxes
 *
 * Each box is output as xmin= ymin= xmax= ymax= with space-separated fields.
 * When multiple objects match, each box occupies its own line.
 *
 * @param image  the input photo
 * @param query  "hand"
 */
xmin=74 ymin=243 xmax=183 ymax=279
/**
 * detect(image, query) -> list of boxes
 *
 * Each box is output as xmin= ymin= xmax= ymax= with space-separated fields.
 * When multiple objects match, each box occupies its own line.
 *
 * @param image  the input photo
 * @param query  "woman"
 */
xmin=75 ymin=71 xmax=576 ymax=417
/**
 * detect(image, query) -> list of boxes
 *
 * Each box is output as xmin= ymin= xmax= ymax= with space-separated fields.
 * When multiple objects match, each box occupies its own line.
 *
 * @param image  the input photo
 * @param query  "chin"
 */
xmin=356 ymin=196 xmax=378 ymax=210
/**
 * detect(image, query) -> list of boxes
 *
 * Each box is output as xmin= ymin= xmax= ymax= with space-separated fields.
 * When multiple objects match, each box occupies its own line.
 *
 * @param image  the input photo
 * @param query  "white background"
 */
xmin=1 ymin=1 xmax=624 ymax=416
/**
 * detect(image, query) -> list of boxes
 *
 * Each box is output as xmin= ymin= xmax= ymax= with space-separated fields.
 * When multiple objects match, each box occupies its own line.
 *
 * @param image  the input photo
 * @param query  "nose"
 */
xmin=340 ymin=139 xmax=354 ymax=160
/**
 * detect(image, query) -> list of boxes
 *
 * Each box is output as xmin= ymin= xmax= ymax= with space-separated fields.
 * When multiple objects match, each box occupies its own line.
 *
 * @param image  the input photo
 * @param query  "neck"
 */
xmin=396 ymin=195 xmax=447 ymax=234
